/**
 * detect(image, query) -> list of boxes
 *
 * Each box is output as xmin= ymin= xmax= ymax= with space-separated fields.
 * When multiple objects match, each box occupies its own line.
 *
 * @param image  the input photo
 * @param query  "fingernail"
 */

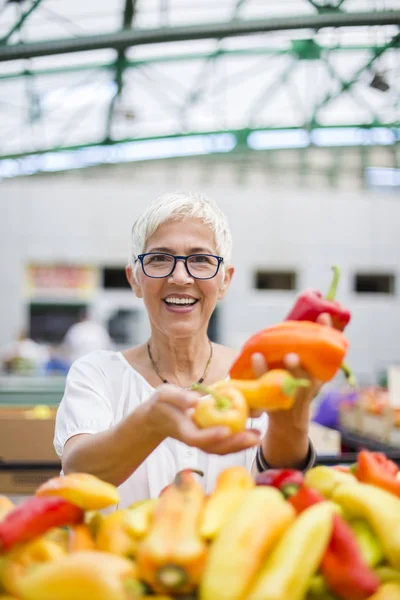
xmin=285 ymin=353 xmax=298 ymax=365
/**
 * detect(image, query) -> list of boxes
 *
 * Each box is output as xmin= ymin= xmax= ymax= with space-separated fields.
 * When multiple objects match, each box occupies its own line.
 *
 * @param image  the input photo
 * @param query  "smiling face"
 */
xmin=127 ymin=218 xmax=234 ymax=340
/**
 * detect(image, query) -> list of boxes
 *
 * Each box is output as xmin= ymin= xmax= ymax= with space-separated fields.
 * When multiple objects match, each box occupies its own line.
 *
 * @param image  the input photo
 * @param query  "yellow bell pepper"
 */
xmin=96 ymin=510 xmax=138 ymax=558
xmin=200 ymin=487 xmax=295 ymax=600
xmin=1 ymin=536 xmax=66 ymax=597
xmin=304 ymin=465 xmax=357 ymax=498
xmin=17 ymin=550 xmax=137 ymax=600
xmin=366 ymin=582 xmax=400 ymax=600
xmin=136 ymin=470 xmax=207 ymax=595
xmin=247 ymin=502 xmax=334 ymax=600
xmin=35 ymin=473 xmax=119 ymax=510
xmin=332 ymin=483 xmax=400 ymax=568
xmin=200 ymin=466 xmax=254 ymax=541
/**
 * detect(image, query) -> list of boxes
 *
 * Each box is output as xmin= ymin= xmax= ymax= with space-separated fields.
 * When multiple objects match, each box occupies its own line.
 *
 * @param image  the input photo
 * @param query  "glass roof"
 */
xmin=0 ymin=0 xmax=399 ymax=160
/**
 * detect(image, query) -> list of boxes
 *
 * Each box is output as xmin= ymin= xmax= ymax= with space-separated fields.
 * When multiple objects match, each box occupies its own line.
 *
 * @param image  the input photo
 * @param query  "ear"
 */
xmin=126 ymin=264 xmax=143 ymax=299
xmin=217 ymin=265 xmax=234 ymax=300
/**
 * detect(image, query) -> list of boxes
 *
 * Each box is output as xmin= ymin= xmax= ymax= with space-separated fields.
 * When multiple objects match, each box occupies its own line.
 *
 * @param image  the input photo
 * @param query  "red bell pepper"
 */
xmin=0 ymin=496 xmax=83 ymax=553
xmin=255 ymin=469 xmax=304 ymax=498
xmin=285 ymin=265 xmax=351 ymax=332
xmin=289 ymin=486 xmax=380 ymax=600
xmin=355 ymin=450 xmax=400 ymax=497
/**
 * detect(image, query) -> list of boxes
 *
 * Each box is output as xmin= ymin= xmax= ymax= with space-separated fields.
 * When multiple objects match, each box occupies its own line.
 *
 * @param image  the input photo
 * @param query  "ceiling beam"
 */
xmin=0 ymin=10 xmax=399 ymax=62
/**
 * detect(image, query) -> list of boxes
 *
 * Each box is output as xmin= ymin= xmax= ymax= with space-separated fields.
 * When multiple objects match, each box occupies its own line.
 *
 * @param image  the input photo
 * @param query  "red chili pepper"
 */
xmin=255 ymin=469 xmax=304 ymax=498
xmin=355 ymin=450 xmax=400 ymax=497
xmin=289 ymin=486 xmax=380 ymax=600
xmin=0 ymin=496 xmax=83 ymax=553
xmin=285 ymin=265 xmax=351 ymax=332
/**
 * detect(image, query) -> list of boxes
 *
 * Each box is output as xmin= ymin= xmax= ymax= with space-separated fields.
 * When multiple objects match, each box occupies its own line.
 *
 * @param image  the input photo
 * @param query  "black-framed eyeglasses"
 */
xmin=136 ymin=252 xmax=224 ymax=280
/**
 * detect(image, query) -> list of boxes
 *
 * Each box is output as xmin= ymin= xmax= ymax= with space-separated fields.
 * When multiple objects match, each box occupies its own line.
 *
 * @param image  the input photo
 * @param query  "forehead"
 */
xmin=145 ymin=218 xmax=216 ymax=252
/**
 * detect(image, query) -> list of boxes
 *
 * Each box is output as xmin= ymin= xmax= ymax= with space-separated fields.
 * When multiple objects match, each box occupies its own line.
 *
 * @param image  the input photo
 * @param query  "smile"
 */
xmin=163 ymin=297 xmax=199 ymax=306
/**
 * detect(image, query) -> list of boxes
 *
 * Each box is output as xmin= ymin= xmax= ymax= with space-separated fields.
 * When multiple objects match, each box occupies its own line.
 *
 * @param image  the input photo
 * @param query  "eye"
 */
xmin=190 ymin=255 xmax=211 ymax=263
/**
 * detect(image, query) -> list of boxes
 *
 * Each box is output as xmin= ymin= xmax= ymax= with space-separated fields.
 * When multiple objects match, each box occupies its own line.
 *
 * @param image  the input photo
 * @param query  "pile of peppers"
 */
xmin=0 ymin=453 xmax=400 ymax=600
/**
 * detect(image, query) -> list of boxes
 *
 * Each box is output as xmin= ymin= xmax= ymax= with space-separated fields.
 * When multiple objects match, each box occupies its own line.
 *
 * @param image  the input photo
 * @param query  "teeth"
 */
xmin=165 ymin=298 xmax=197 ymax=305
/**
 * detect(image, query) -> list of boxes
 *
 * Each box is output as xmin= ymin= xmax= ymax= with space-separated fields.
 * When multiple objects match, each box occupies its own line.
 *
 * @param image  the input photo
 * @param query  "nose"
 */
xmin=168 ymin=258 xmax=193 ymax=284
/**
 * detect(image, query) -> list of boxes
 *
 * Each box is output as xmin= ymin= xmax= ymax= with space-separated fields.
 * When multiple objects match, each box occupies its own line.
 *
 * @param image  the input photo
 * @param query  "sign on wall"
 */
xmin=25 ymin=264 xmax=99 ymax=299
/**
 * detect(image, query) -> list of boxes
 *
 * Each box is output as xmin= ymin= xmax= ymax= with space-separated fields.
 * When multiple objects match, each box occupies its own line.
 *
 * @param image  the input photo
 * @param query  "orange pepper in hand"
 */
xmin=230 ymin=320 xmax=349 ymax=383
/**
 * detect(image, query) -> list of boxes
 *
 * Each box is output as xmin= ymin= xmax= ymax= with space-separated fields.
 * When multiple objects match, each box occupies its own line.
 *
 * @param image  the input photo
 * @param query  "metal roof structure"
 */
xmin=0 ymin=0 xmax=399 ymax=178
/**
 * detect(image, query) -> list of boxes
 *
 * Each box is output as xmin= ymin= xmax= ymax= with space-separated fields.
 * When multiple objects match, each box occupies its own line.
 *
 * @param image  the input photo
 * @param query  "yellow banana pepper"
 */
xmin=375 ymin=566 xmax=400 ymax=584
xmin=17 ymin=550 xmax=137 ymax=600
xmin=350 ymin=519 xmax=384 ymax=568
xmin=96 ymin=510 xmax=138 ymax=558
xmin=304 ymin=465 xmax=357 ymax=498
xmin=366 ymin=582 xmax=400 ymax=600
xmin=200 ymin=487 xmax=295 ymax=600
xmin=247 ymin=502 xmax=334 ymax=600
xmin=125 ymin=499 xmax=157 ymax=539
xmin=35 ymin=473 xmax=119 ymax=510
xmin=332 ymin=483 xmax=400 ymax=568
xmin=0 ymin=499 xmax=14 ymax=524
xmin=200 ymin=466 xmax=254 ymax=541
xmin=136 ymin=470 xmax=207 ymax=595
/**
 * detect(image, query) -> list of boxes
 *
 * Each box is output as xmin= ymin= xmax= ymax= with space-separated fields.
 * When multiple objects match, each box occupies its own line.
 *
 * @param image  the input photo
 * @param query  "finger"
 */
xmin=283 ymin=353 xmax=307 ymax=380
xmin=250 ymin=352 xmax=268 ymax=378
xmin=202 ymin=430 xmax=261 ymax=455
xmin=155 ymin=385 xmax=199 ymax=411
xmin=249 ymin=409 xmax=264 ymax=418
xmin=317 ymin=312 xmax=332 ymax=327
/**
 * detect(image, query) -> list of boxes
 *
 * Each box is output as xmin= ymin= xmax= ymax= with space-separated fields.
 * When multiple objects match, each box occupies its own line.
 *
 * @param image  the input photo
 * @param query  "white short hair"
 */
xmin=130 ymin=192 xmax=233 ymax=268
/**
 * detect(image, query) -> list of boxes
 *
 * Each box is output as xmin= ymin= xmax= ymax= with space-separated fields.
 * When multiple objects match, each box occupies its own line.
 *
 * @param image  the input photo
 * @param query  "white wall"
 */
xmin=1 ymin=158 xmax=399 ymax=383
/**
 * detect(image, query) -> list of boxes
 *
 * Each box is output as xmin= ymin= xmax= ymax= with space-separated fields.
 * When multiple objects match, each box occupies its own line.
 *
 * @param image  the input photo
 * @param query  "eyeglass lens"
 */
xmin=142 ymin=253 xmax=219 ymax=278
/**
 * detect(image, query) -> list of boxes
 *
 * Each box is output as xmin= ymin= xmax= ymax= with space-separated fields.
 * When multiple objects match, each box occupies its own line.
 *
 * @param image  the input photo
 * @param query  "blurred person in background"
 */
xmin=1 ymin=329 xmax=49 ymax=375
xmin=55 ymin=192 xmax=333 ymax=507
xmin=62 ymin=307 xmax=112 ymax=364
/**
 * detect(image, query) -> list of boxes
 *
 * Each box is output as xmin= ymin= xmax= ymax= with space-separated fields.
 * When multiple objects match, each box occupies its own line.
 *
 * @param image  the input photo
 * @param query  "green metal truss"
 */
xmin=0 ymin=0 xmax=399 ymax=166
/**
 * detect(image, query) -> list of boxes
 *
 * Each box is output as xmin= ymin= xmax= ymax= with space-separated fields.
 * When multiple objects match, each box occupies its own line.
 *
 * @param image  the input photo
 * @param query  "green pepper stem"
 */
xmin=282 ymin=376 xmax=310 ymax=397
xmin=192 ymin=383 xmax=232 ymax=411
xmin=341 ymin=363 xmax=357 ymax=387
xmin=325 ymin=265 xmax=341 ymax=301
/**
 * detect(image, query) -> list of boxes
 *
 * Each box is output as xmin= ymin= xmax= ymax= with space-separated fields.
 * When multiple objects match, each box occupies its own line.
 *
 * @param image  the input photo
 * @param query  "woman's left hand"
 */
xmin=249 ymin=312 xmax=332 ymax=420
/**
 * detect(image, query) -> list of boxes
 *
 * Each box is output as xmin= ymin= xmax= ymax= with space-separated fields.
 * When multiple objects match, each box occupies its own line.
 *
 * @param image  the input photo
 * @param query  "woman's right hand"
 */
xmin=145 ymin=384 xmax=261 ymax=455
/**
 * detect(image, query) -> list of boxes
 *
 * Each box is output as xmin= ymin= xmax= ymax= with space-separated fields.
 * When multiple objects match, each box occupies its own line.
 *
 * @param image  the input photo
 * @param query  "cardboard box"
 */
xmin=0 ymin=408 xmax=61 ymax=494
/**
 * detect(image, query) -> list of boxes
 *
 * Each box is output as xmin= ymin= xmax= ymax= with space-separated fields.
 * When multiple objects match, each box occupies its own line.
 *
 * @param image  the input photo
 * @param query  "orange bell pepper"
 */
xmin=226 ymin=369 xmax=310 ymax=411
xmin=230 ymin=320 xmax=349 ymax=383
xmin=137 ymin=470 xmax=207 ymax=595
xmin=36 ymin=473 xmax=119 ymax=510
xmin=355 ymin=451 xmax=400 ymax=498
xmin=68 ymin=524 xmax=96 ymax=552
xmin=16 ymin=550 xmax=137 ymax=600
xmin=95 ymin=510 xmax=138 ymax=558
xmin=192 ymin=382 xmax=248 ymax=433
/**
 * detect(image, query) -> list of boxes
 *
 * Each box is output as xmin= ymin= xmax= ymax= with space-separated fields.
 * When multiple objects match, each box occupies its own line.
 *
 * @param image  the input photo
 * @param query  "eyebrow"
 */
xmin=147 ymin=246 xmax=215 ymax=255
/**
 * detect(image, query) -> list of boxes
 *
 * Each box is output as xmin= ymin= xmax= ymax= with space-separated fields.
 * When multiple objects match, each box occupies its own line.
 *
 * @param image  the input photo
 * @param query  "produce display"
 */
xmin=0 ymin=451 xmax=400 ymax=600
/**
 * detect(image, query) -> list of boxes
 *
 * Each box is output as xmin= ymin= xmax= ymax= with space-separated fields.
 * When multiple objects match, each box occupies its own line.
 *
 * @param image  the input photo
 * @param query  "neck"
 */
xmin=147 ymin=330 xmax=212 ymax=388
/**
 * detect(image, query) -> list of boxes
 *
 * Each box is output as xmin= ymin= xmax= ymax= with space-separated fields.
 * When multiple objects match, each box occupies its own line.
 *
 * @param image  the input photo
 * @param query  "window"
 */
xmin=354 ymin=273 xmax=395 ymax=294
xmin=103 ymin=268 xmax=130 ymax=289
xmin=254 ymin=270 xmax=297 ymax=291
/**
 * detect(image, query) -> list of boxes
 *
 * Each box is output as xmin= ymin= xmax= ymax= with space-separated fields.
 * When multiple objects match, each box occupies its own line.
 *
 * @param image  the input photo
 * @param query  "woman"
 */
xmin=54 ymin=192 xmax=326 ymax=507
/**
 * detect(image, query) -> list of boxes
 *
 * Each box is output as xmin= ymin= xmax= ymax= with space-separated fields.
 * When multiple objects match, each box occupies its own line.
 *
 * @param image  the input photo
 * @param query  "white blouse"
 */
xmin=54 ymin=350 xmax=268 ymax=508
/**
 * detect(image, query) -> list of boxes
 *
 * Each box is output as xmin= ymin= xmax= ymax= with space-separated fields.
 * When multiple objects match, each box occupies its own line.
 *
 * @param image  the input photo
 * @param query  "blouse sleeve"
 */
xmin=53 ymin=353 xmax=114 ymax=458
